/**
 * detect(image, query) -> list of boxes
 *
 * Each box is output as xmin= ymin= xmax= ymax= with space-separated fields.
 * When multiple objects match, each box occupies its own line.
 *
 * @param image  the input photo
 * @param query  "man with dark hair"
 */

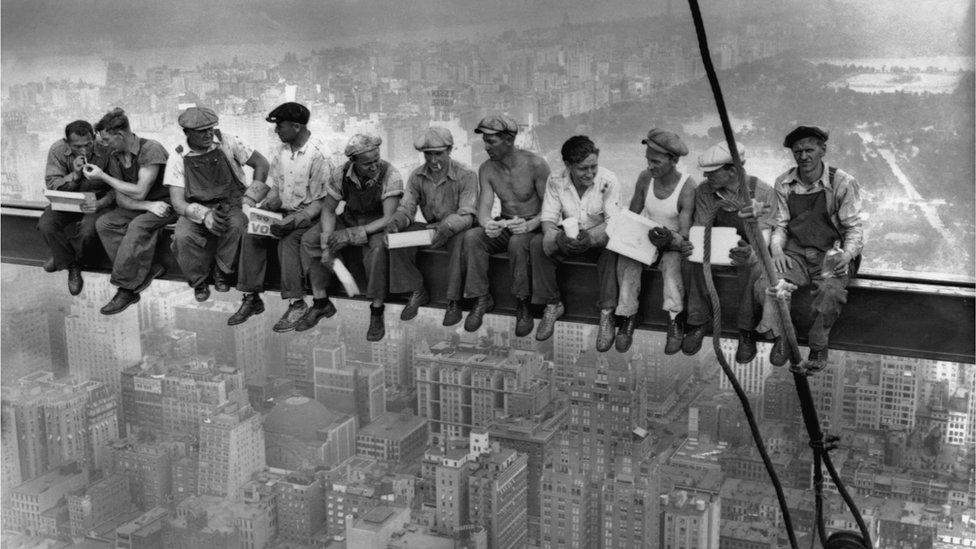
xmin=165 ymin=106 xmax=270 ymax=302
xmin=227 ymin=102 xmax=337 ymax=333
xmin=38 ymin=119 xmax=114 ymax=295
xmin=459 ymin=114 xmax=550 ymax=334
xmin=86 ymin=108 xmax=173 ymax=314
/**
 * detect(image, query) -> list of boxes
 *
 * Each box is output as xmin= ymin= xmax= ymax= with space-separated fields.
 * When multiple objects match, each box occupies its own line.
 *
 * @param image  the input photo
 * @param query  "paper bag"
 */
xmin=606 ymin=210 xmax=662 ymax=265
xmin=688 ymin=226 xmax=738 ymax=266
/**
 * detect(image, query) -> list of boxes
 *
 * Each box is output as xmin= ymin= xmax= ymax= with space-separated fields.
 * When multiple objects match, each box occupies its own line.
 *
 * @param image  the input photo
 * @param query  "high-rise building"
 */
xmin=600 ymin=470 xmax=661 ymax=549
xmin=552 ymin=322 xmax=594 ymax=381
xmin=434 ymin=448 xmax=473 ymax=534
xmin=313 ymin=343 xmax=386 ymax=427
xmin=275 ymin=472 xmax=326 ymax=544
xmin=197 ymin=402 xmax=265 ymax=498
xmin=1 ymin=280 xmax=52 ymax=383
xmin=659 ymin=490 xmax=721 ymax=549
xmin=356 ymin=411 xmax=429 ymax=464
xmin=719 ymin=338 xmax=773 ymax=396
xmin=263 ymin=395 xmax=357 ymax=470
xmin=5 ymin=463 xmax=88 ymax=536
xmin=105 ymin=438 xmax=175 ymax=510
xmin=541 ymin=461 xmax=594 ymax=549
xmin=467 ymin=447 xmax=529 ymax=549
xmin=67 ymin=473 xmax=131 ymax=537
xmin=762 ymin=368 xmax=801 ymax=423
xmin=65 ymin=297 xmax=142 ymax=394
xmin=880 ymin=356 xmax=922 ymax=430
xmin=174 ymin=301 xmax=271 ymax=386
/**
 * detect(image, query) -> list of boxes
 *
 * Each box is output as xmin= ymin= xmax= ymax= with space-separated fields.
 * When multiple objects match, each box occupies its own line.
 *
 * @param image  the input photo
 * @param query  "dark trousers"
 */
xmin=37 ymin=206 xmax=105 ymax=270
xmin=301 ymin=215 xmax=389 ymax=301
xmin=389 ymin=222 xmax=465 ymax=299
xmin=172 ymin=209 xmax=247 ymax=288
xmin=528 ymin=233 xmax=618 ymax=310
xmin=96 ymin=207 xmax=176 ymax=290
xmin=238 ymin=225 xmax=313 ymax=300
xmin=462 ymin=227 xmax=534 ymax=300
xmin=684 ymin=260 xmax=759 ymax=331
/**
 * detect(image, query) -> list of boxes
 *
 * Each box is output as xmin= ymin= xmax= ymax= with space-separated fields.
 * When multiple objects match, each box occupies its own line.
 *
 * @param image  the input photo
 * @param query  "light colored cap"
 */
xmin=697 ymin=141 xmax=746 ymax=171
xmin=344 ymin=133 xmax=382 ymax=157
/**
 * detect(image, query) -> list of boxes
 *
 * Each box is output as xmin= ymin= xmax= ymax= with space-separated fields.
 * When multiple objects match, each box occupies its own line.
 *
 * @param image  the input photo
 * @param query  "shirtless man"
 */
xmin=459 ymin=114 xmax=551 ymax=335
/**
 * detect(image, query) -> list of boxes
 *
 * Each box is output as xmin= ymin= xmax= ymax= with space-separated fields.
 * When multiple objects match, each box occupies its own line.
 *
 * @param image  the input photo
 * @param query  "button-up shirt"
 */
xmin=325 ymin=160 xmax=404 ymax=201
xmin=267 ymin=136 xmax=336 ymax=212
xmin=163 ymin=133 xmax=254 ymax=189
xmin=539 ymin=166 xmax=620 ymax=231
xmin=398 ymin=158 xmax=478 ymax=232
xmin=771 ymin=161 xmax=863 ymax=257
xmin=44 ymin=139 xmax=111 ymax=191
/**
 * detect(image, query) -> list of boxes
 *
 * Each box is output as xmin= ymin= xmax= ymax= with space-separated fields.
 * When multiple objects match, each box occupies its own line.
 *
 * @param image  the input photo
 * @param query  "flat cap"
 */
xmin=474 ymin=114 xmax=519 ymax=135
xmin=783 ymin=125 xmax=828 ymax=148
xmin=344 ymin=133 xmax=382 ymax=157
xmin=414 ymin=126 xmax=454 ymax=152
xmin=266 ymin=102 xmax=310 ymax=125
xmin=178 ymin=106 xmax=218 ymax=131
xmin=698 ymin=141 xmax=746 ymax=171
xmin=642 ymin=128 xmax=688 ymax=157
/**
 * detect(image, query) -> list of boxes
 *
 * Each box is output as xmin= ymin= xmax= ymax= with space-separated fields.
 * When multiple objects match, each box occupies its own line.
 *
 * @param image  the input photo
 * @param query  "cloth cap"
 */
xmin=474 ymin=114 xmax=519 ymax=135
xmin=344 ymin=133 xmax=382 ymax=157
xmin=642 ymin=128 xmax=688 ymax=157
xmin=414 ymin=126 xmax=454 ymax=152
xmin=698 ymin=141 xmax=746 ymax=171
xmin=783 ymin=125 xmax=829 ymax=148
xmin=266 ymin=102 xmax=310 ymax=125
xmin=178 ymin=107 xmax=219 ymax=130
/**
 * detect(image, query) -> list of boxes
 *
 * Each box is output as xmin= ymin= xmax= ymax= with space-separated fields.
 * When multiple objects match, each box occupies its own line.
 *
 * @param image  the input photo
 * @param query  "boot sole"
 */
xmin=100 ymin=294 xmax=141 ymax=315
xmin=227 ymin=304 xmax=264 ymax=326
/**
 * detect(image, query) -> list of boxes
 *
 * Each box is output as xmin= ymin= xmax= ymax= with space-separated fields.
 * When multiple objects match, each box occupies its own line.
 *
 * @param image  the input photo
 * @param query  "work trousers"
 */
xmin=388 ymin=222 xmax=465 ymax=299
xmin=172 ymin=208 xmax=247 ymax=288
xmin=301 ymin=215 xmax=389 ymax=301
xmin=616 ymin=251 xmax=684 ymax=318
xmin=529 ymin=234 xmax=618 ymax=310
xmin=238 ymin=225 xmax=313 ymax=300
xmin=37 ymin=206 xmax=106 ymax=270
xmin=684 ymin=259 xmax=759 ymax=331
xmin=755 ymin=247 xmax=849 ymax=350
xmin=462 ymin=227 xmax=534 ymax=300
xmin=96 ymin=207 xmax=176 ymax=290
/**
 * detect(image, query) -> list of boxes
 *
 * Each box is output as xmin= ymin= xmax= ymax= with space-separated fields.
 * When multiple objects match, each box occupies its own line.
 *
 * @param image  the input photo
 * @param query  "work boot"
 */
xmin=769 ymin=336 xmax=788 ymax=367
xmin=67 ymin=266 xmax=84 ymax=296
xmin=43 ymin=257 xmax=57 ymax=273
xmin=100 ymin=288 xmax=140 ymax=315
xmin=442 ymin=301 xmax=463 ymax=326
xmin=133 ymin=263 xmax=166 ymax=294
xmin=595 ymin=309 xmax=616 ymax=353
xmin=228 ymin=293 xmax=265 ymax=326
xmin=615 ymin=314 xmax=639 ymax=353
xmin=535 ymin=301 xmax=564 ymax=342
xmin=401 ymin=288 xmax=430 ymax=321
xmin=514 ymin=299 xmax=534 ymax=337
xmin=464 ymin=295 xmax=494 ymax=332
xmin=367 ymin=305 xmax=385 ymax=341
xmin=681 ymin=323 xmax=709 ymax=356
xmin=735 ymin=330 xmax=757 ymax=364
xmin=193 ymin=283 xmax=210 ymax=303
xmin=273 ymin=300 xmax=307 ymax=333
xmin=806 ymin=348 xmax=829 ymax=373
xmin=664 ymin=316 xmax=684 ymax=355
xmin=295 ymin=298 xmax=337 ymax=332
xmin=213 ymin=269 xmax=231 ymax=292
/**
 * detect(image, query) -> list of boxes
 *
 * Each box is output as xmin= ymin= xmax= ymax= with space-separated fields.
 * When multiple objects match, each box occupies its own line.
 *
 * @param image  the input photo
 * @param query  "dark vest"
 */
xmin=341 ymin=160 xmax=389 ymax=218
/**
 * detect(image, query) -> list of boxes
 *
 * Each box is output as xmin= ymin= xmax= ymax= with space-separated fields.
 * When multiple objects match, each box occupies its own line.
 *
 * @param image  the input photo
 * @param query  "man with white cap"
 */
xmin=386 ymin=126 xmax=479 ymax=332
xmin=165 ymin=106 xmax=270 ymax=302
xmin=614 ymin=128 xmax=697 ymax=353
xmin=298 ymin=133 xmax=403 ymax=339
xmin=682 ymin=140 xmax=775 ymax=362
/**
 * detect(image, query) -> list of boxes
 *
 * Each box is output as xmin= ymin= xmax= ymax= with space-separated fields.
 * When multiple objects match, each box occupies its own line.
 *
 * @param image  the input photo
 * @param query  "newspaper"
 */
xmin=243 ymin=205 xmax=284 ymax=238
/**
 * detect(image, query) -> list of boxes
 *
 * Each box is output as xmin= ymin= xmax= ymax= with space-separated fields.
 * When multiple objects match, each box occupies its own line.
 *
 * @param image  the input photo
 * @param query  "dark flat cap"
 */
xmin=642 ymin=128 xmax=688 ymax=157
xmin=178 ymin=106 xmax=218 ymax=130
xmin=414 ymin=126 xmax=454 ymax=152
xmin=475 ymin=114 xmax=519 ymax=135
xmin=783 ymin=125 xmax=828 ymax=148
xmin=266 ymin=102 xmax=310 ymax=125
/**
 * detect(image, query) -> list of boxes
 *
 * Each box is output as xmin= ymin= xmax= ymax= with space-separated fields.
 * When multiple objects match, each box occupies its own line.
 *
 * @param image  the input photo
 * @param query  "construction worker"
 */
xmin=386 ymin=126 xmax=479 ymax=339
xmin=461 ymin=114 xmax=550 ymax=334
xmin=227 ymin=102 xmax=336 ymax=332
xmin=615 ymin=128 xmax=696 ymax=353
xmin=531 ymin=135 xmax=620 ymax=350
xmin=165 ymin=106 xmax=269 ymax=302
xmin=299 ymin=133 xmax=403 ymax=336
xmin=756 ymin=126 xmax=863 ymax=372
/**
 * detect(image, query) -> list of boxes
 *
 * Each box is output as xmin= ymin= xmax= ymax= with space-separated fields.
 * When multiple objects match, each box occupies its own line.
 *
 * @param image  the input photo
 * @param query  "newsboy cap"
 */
xmin=697 ymin=141 xmax=746 ymax=171
xmin=414 ymin=126 xmax=454 ymax=152
xmin=783 ymin=125 xmax=829 ymax=148
xmin=344 ymin=133 xmax=382 ymax=157
xmin=475 ymin=114 xmax=519 ymax=135
xmin=178 ymin=107 xmax=219 ymax=131
xmin=266 ymin=102 xmax=310 ymax=125
xmin=642 ymin=128 xmax=689 ymax=157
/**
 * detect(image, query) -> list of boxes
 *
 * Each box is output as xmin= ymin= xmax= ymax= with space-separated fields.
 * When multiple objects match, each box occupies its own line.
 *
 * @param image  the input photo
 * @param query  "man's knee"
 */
xmin=366 ymin=232 xmax=387 ymax=250
xmin=128 ymin=213 xmax=167 ymax=234
xmin=37 ymin=209 xmax=62 ymax=235
xmin=815 ymin=278 xmax=848 ymax=303
xmin=507 ymin=232 xmax=533 ymax=256
xmin=463 ymin=227 xmax=486 ymax=247
xmin=529 ymin=233 xmax=545 ymax=257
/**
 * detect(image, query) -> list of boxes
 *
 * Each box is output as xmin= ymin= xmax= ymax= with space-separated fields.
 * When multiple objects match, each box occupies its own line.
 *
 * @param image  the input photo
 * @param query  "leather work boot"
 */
xmin=806 ymin=348 xmax=829 ymax=373
xmin=367 ymin=305 xmax=386 ymax=341
xmin=273 ymin=300 xmax=308 ymax=333
xmin=227 ymin=293 xmax=265 ymax=326
xmin=464 ymin=295 xmax=494 ymax=332
xmin=67 ymin=266 xmax=84 ymax=296
xmin=295 ymin=298 xmax=337 ymax=332
xmin=401 ymin=288 xmax=430 ymax=321
xmin=193 ymin=283 xmax=210 ymax=302
xmin=535 ymin=301 xmax=564 ymax=342
xmin=442 ymin=301 xmax=463 ymax=326
xmin=133 ymin=263 xmax=166 ymax=294
xmin=769 ymin=336 xmax=789 ymax=367
xmin=43 ymin=257 xmax=57 ymax=273
xmin=615 ymin=314 xmax=639 ymax=353
xmin=735 ymin=330 xmax=757 ymax=364
xmin=213 ymin=269 xmax=232 ymax=292
xmin=514 ymin=299 xmax=534 ymax=337
xmin=595 ymin=309 xmax=616 ymax=353
xmin=664 ymin=316 xmax=684 ymax=355
xmin=100 ymin=288 xmax=140 ymax=315
xmin=681 ymin=323 xmax=709 ymax=356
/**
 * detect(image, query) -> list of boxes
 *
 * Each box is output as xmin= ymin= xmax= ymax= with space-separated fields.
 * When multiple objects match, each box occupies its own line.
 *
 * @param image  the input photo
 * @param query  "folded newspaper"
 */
xmin=606 ymin=210 xmax=662 ymax=265
xmin=243 ymin=205 xmax=283 ymax=238
xmin=44 ymin=190 xmax=95 ymax=213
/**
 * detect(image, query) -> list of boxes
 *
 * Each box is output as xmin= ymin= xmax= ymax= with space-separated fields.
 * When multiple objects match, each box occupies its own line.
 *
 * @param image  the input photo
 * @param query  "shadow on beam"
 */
xmin=3 ymin=204 xmax=973 ymax=364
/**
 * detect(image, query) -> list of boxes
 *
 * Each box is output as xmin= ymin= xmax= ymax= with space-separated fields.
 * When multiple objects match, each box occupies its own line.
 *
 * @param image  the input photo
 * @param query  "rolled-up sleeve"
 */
xmin=753 ymin=179 xmax=777 ymax=232
xmin=454 ymin=169 xmax=479 ymax=218
xmin=770 ymin=178 xmax=791 ymax=250
xmin=396 ymin=172 xmax=422 ymax=222
xmin=382 ymin=165 xmax=405 ymax=199
xmin=308 ymin=153 xmax=336 ymax=202
xmin=539 ymin=174 xmax=563 ymax=226
xmin=325 ymin=167 xmax=345 ymax=201
xmin=163 ymin=154 xmax=186 ymax=188
xmin=834 ymin=173 xmax=864 ymax=257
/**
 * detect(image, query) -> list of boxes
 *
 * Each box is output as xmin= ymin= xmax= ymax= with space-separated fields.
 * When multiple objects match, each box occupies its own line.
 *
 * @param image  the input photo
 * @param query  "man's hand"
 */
xmin=429 ymin=225 xmax=452 ymax=249
xmin=146 ymin=201 xmax=171 ymax=218
xmin=729 ymin=239 xmax=754 ymax=266
xmin=737 ymin=199 xmax=771 ymax=220
xmin=772 ymin=249 xmax=795 ymax=273
xmin=565 ymin=230 xmax=593 ymax=254
xmin=81 ymin=164 xmax=105 ymax=182
xmin=270 ymin=216 xmax=296 ymax=238
xmin=485 ymin=219 xmax=505 ymax=238
xmin=385 ymin=219 xmax=400 ymax=234
xmin=832 ymin=250 xmax=853 ymax=277
xmin=204 ymin=210 xmax=228 ymax=235
xmin=648 ymin=226 xmax=673 ymax=249
xmin=72 ymin=156 xmax=87 ymax=175
xmin=243 ymin=196 xmax=257 ymax=209
xmin=678 ymin=240 xmax=694 ymax=258
xmin=327 ymin=229 xmax=352 ymax=253
xmin=507 ymin=217 xmax=529 ymax=235
xmin=263 ymin=194 xmax=282 ymax=212
xmin=79 ymin=195 xmax=99 ymax=214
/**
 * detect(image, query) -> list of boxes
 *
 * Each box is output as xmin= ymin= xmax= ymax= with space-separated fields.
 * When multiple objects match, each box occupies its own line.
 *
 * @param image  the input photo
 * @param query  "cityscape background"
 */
xmin=1 ymin=0 xmax=974 ymax=548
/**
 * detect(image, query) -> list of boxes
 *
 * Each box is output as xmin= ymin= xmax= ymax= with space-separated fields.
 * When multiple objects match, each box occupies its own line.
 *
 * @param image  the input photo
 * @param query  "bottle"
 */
xmin=821 ymin=241 xmax=845 ymax=278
